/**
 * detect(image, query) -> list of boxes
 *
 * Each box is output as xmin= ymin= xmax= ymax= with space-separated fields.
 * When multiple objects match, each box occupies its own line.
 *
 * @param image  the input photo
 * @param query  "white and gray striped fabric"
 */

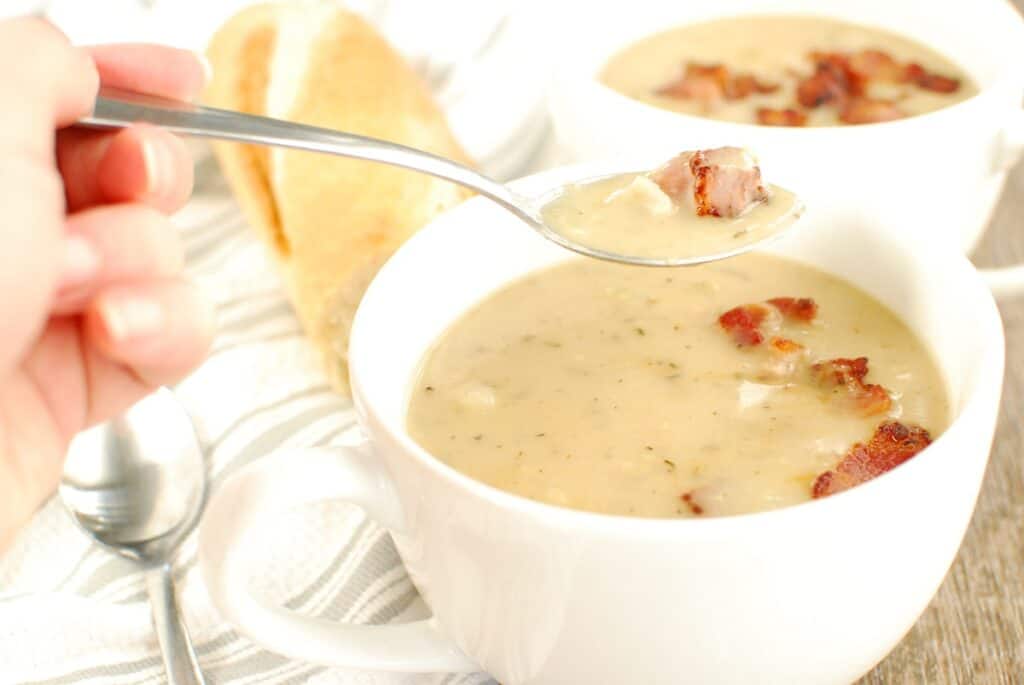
xmin=0 ymin=153 xmax=498 ymax=685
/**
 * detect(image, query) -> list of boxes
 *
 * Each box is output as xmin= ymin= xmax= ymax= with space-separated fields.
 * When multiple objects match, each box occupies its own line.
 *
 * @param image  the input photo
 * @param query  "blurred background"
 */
xmin=5 ymin=0 xmax=553 ymax=179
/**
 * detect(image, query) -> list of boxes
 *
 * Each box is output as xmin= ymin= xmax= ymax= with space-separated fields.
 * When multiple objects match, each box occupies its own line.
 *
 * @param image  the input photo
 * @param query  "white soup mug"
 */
xmin=199 ymin=165 xmax=1006 ymax=684
xmin=547 ymin=0 xmax=1024 ymax=295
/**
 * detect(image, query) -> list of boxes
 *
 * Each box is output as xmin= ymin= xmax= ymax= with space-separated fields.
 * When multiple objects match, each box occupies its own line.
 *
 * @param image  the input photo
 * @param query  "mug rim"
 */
xmin=349 ymin=165 xmax=1005 ymax=535
xmin=550 ymin=6 xmax=1024 ymax=137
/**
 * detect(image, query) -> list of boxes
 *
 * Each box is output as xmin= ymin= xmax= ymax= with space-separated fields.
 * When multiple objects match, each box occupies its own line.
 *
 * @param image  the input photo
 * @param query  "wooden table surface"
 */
xmin=857 ymin=74 xmax=1024 ymax=685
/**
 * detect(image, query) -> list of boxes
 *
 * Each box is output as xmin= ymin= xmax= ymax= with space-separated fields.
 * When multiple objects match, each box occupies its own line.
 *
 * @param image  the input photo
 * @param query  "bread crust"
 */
xmin=205 ymin=3 xmax=473 ymax=393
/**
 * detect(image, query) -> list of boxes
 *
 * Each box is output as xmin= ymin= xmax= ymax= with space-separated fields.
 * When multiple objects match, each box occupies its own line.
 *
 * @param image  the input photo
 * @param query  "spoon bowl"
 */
xmin=79 ymin=88 xmax=801 ymax=268
xmin=60 ymin=388 xmax=207 ymax=684
xmin=531 ymin=170 xmax=804 ymax=267
xmin=61 ymin=388 xmax=206 ymax=563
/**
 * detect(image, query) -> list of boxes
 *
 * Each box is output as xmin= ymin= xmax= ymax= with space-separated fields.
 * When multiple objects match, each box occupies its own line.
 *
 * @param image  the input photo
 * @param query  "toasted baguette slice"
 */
xmin=205 ymin=2 xmax=473 ymax=393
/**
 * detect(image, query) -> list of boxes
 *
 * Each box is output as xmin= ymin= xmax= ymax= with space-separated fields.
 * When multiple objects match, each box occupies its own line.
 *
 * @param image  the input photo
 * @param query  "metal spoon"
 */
xmin=77 ymin=87 xmax=799 ymax=268
xmin=60 ymin=388 xmax=207 ymax=685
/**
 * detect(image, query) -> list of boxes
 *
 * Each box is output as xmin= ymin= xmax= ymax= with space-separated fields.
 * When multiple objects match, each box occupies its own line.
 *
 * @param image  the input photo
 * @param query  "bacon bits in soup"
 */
xmin=406 ymin=254 xmax=948 ymax=518
xmin=541 ymin=147 xmax=801 ymax=260
xmin=601 ymin=16 xmax=975 ymax=126
xmin=811 ymin=422 xmax=932 ymax=498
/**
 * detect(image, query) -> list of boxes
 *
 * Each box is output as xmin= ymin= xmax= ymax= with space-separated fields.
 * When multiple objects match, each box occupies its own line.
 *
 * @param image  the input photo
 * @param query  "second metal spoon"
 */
xmin=60 ymin=389 xmax=207 ymax=685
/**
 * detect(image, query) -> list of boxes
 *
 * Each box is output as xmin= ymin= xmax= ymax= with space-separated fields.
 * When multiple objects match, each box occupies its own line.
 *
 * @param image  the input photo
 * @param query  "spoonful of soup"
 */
xmin=79 ymin=88 xmax=802 ymax=267
xmin=541 ymin=147 xmax=802 ymax=264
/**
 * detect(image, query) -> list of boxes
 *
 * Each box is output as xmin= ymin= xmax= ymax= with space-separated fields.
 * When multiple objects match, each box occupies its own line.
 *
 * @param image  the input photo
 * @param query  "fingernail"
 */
xmin=73 ymin=47 xmax=101 ymax=98
xmin=59 ymin=235 xmax=100 ymax=290
xmin=195 ymin=53 xmax=213 ymax=88
xmin=98 ymin=293 xmax=165 ymax=341
xmin=139 ymin=135 xmax=173 ymax=197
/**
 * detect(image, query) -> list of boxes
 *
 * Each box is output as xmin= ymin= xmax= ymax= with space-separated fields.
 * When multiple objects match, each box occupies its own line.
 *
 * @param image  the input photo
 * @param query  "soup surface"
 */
xmin=601 ymin=16 xmax=976 ymax=126
xmin=407 ymin=254 xmax=949 ymax=518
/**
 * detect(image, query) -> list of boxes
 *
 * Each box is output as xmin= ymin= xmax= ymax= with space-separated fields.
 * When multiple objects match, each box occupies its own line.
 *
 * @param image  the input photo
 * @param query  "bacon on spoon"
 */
xmin=650 ymin=147 xmax=769 ymax=218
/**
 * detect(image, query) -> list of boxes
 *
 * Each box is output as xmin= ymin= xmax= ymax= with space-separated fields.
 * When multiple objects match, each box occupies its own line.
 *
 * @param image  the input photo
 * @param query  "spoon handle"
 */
xmin=80 ymin=87 xmax=522 ymax=214
xmin=146 ymin=564 xmax=207 ymax=685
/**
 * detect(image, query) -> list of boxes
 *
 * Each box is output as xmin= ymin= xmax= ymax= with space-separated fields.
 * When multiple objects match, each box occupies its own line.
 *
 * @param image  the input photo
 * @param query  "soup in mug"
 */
xmin=407 ymin=254 xmax=949 ymax=518
xmin=601 ymin=16 xmax=976 ymax=126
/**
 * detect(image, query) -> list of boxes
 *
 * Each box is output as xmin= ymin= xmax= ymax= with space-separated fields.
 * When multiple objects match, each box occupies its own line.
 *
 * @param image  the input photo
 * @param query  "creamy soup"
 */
xmin=601 ymin=16 xmax=976 ymax=126
xmin=407 ymin=254 xmax=949 ymax=518
xmin=542 ymin=173 xmax=800 ymax=260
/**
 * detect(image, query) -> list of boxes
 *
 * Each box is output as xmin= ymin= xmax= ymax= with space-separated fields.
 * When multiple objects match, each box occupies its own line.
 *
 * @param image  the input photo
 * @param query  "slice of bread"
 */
xmin=205 ymin=2 xmax=473 ymax=393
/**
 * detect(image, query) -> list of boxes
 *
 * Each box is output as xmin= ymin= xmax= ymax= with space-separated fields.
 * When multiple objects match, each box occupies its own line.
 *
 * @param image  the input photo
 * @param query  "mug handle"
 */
xmin=984 ymin=108 xmax=1024 ymax=297
xmin=197 ymin=443 xmax=478 ymax=673
xmin=983 ymin=265 xmax=1024 ymax=298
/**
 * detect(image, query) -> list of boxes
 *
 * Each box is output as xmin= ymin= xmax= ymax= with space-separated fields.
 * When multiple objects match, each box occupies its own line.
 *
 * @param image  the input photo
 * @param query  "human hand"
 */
xmin=0 ymin=18 xmax=215 ymax=552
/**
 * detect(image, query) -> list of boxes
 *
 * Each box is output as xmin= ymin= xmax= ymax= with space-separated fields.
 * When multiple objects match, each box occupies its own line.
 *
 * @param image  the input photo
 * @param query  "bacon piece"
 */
xmin=719 ymin=307 xmax=809 ymax=379
xmin=695 ymin=148 xmax=770 ymax=217
xmin=719 ymin=304 xmax=769 ymax=346
xmin=812 ymin=356 xmax=870 ymax=385
xmin=657 ymin=62 xmax=778 ymax=103
xmin=846 ymin=51 xmax=959 ymax=92
xmin=650 ymin=147 xmax=769 ymax=218
xmin=657 ymin=62 xmax=728 ymax=102
xmin=810 ymin=357 xmax=892 ymax=416
xmin=680 ymin=491 xmax=704 ymax=515
xmin=727 ymin=73 xmax=781 ymax=99
xmin=689 ymin=151 xmax=716 ymax=217
xmin=761 ymin=337 xmax=807 ymax=380
xmin=767 ymin=297 xmax=818 ymax=322
xmin=756 ymin=107 xmax=808 ymax=126
xmin=903 ymin=63 xmax=960 ymax=93
xmin=812 ymin=421 xmax=932 ymax=497
xmin=770 ymin=337 xmax=804 ymax=353
xmin=797 ymin=53 xmax=861 ymax=108
xmin=839 ymin=97 xmax=905 ymax=124
xmin=847 ymin=49 xmax=906 ymax=82
xmin=811 ymin=49 xmax=960 ymax=93
xmin=651 ymin=153 xmax=695 ymax=202
xmin=689 ymin=151 xmax=720 ymax=217
xmin=718 ymin=297 xmax=817 ymax=348
xmin=855 ymin=385 xmax=891 ymax=415
xmin=793 ymin=50 xmax=960 ymax=118
xmin=915 ymin=72 xmax=959 ymax=93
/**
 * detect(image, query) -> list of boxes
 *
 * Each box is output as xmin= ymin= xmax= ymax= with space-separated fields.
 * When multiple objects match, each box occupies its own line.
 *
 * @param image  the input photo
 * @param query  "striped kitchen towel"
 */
xmin=0 ymin=154 xmax=497 ymax=685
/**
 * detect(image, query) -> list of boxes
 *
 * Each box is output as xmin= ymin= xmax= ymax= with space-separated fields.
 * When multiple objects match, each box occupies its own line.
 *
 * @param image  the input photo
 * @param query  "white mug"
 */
xmin=199 ymin=164 xmax=1007 ymax=684
xmin=547 ymin=0 xmax=1024 ymax=295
